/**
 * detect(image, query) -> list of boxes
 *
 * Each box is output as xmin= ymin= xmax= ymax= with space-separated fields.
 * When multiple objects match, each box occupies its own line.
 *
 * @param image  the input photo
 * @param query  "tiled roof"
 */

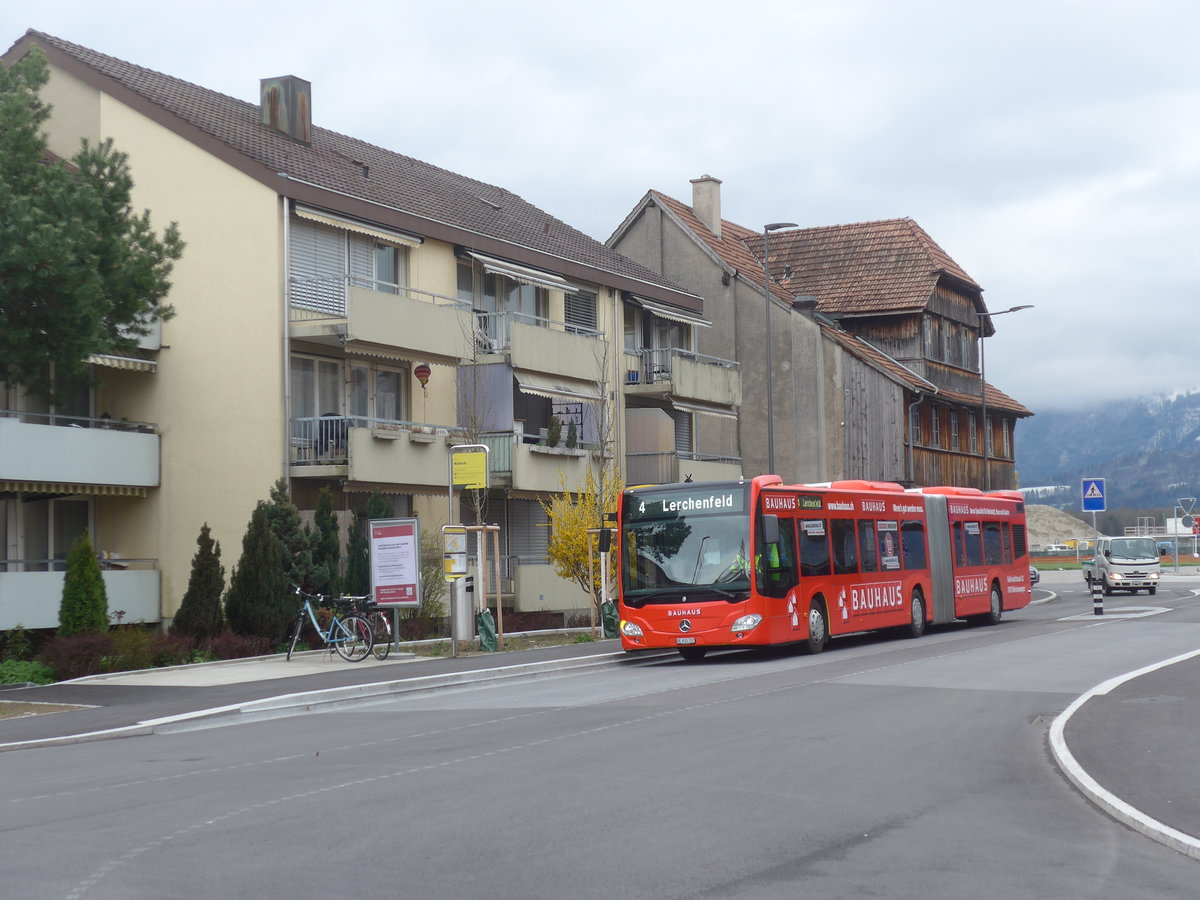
xmin=646 ymin=191 xmax=794 ymax=303
xmin=10 ymin=30 xmax=700 ymax=310
xmin=743 ymin=217 xmax=982 ymax=317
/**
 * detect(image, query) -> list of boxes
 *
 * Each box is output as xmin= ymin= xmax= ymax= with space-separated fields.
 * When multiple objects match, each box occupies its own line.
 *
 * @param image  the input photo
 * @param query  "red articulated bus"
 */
xmin=617 ymin=475 xmax=1031 ymax=660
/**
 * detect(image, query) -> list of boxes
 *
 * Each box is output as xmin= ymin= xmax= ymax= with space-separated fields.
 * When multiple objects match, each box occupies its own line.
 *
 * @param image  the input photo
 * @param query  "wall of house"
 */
xmin=43 ymin=62 xmax=287 ymax=619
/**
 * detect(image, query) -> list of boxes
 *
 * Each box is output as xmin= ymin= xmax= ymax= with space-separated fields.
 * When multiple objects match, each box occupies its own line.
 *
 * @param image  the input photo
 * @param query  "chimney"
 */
xmin=260 ymin=75 xmax=312 ymax=144
xmin=690 ymin=174 xmax=722 ymax=239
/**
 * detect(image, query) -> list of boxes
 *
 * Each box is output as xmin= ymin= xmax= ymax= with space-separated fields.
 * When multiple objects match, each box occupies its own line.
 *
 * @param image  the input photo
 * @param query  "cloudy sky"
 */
xmin=6 ymin=1 xmax=1199 ymax=413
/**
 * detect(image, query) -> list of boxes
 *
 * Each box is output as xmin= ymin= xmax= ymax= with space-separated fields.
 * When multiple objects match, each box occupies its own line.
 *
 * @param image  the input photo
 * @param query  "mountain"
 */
xmin=1015 ymin=389 xmax=1200 ymax=511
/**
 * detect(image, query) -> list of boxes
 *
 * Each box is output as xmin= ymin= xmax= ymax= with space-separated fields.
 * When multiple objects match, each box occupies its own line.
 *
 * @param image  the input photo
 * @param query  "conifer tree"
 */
xmin=344 ymin=492 xmax=393 ymax=595
xmin=313 ymin=486 xmax=340 ymax=596
xmin=225 ymin=503 xmax=291 ymax=642
xmin=58 ymin=532 xmax=109 ymax=636
xmin=263 ymin=478 xmax=319 ymax=592
xmin=171 ymin=523 xmax=225 ymax=641
xmin=1 ymin=48 xmax=183 ymax=403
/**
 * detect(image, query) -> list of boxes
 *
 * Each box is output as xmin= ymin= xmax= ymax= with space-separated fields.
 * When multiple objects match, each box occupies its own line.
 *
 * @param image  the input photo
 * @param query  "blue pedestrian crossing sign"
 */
xmin=1082 ymin=478 xmax=1106 ymax=512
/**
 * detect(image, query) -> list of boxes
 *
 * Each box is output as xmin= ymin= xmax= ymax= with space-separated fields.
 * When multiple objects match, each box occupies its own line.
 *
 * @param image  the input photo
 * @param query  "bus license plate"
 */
xmin=676 ymin=637 xmax=696 ymax=645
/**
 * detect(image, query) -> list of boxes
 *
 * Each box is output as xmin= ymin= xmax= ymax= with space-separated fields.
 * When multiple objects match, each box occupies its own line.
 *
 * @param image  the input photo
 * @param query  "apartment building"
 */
xmin=0 ymin=31 xmax=740 ymax=631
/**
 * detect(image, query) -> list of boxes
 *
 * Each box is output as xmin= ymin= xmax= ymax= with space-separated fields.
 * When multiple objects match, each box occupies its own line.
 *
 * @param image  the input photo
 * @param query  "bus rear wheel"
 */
xmin=907 ymin=590 xmax=926 ymax=639
xmin=974 ymin=583 xmax=1002 ymax=626
xmin=806 ymin=598 xmax=828 ymax=654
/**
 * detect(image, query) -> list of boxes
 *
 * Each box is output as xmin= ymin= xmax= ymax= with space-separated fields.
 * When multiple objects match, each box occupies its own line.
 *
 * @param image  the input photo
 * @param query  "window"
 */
xmin=290 ymin=216 xmax=410 ymax=312
xmin=985 ymin=415 xmax=994 ymax=455
xmin=832 ymin=519 xmax=858 ymax=575
xmin=565 ymin=292 xmax=597 ymax=335
xmin=930 ymin=405 xmax=941 ymax=448
xmin=16 ymin=497 xmax=88 ymax=572
xmin=963 ymin=522 xmax=984 ymax=566
xmin=969 ymin=412 xmax=978 ymax=453
xmin=857 ymin=520 xmax=879 ymax=573
xmin=953 ymin=522 xmax=966 ymax=566
xmin=757 ymin=517 xmax=796 ymax=598
xmin=878 ymin=521 xmax=901 ymax=570
xmin=462 ymin=265 xmax=548 ymax=348
xmin=910 ymin=405 xmax=921 ymax=445
xmin=984 ymin=522 xmax=1004 ymax=565
xmin=800 ymin=519 xmax=831 ymax=577
xmin=950 ymin=411 xmax=960 ymax=451
xmin=1001 ymin=419 xmax=1011 ymax=459
xmin=901 ymin=521 xmax=927 ymax=570
xmin=348 ymin=362 xmax=409 ymax=426
xmin=624 ymin=305 xmax=638 ymax=353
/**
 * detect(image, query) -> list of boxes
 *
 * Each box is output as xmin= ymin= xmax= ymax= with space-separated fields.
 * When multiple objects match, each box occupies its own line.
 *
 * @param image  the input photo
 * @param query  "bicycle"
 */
xmin=343 ymin=594 xmax=394 ymax=660
xmin=286 ymin=585 xmax=373 ymax=662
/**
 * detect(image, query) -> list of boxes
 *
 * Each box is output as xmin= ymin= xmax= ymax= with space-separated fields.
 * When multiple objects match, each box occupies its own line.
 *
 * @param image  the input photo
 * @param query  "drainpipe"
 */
xmin=282 ymin=198 xmax=292 ymax=485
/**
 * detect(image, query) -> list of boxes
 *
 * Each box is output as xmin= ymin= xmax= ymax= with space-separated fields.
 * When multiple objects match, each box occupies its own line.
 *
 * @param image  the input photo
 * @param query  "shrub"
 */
xmin=38 ymin=633 xmax=115 ymax=681
xmin=150 ymin=633 xmax=196 ymax=668
xmin=171 ymin=522 xmax=225 ymax=641
xmin=225 ymin=502 xmax=292 ymax=643
xmin=1 ymin=624 xmax=33 ymax=661
xmin=104 ymin=626 xmax=157 ymax=672
xmin=0 ymin=659 xmax=55 ymax=685
xmin=58 ymin=532 xmax=109 ymax=636
xmin=203 ymin=631 xmax=272 ymax=661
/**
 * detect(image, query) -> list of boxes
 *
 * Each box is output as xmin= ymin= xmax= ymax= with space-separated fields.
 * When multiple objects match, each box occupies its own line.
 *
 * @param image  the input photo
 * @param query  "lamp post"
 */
xmin=977 ymin=304 xmax=1033 ymax=490
xmin=762 ymin=222 xmax=797 ymax=475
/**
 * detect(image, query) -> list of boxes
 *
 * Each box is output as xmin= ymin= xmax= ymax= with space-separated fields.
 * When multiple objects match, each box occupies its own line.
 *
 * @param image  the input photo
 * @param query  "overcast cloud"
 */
xmin=6 ymin=0 xmax=1199 ymax=413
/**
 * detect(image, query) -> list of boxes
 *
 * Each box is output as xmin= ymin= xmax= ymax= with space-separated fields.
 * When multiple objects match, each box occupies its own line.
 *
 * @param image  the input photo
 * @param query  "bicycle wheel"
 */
xmin=370 ymin=612 xmax=392 ymax=660
xmin=333 ymin=615 xmax=373 ymax=662
xmin=286 ymin=614 xmax=305 ymax=661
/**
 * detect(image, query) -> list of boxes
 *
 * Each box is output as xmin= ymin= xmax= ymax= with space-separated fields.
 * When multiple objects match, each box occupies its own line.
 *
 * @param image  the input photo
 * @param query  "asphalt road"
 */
xmin=3 ymin=570 xmax=1199 ymax=898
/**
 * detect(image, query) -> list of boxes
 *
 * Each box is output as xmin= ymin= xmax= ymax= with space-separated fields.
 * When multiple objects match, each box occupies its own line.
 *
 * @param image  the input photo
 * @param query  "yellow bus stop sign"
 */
xmin=452 ymin=450 xmax=488 ymax=490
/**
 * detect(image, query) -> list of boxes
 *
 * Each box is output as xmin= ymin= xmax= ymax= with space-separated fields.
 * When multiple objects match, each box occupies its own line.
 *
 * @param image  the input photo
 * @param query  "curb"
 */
xmin=0 ymin=649 xmax=674 ymax=753
xmin=1049 ymin=648 xmax=1200 ymax=860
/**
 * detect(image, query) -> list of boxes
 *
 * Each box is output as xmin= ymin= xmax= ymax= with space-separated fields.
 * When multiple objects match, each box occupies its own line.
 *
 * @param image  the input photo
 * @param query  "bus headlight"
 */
xmin=731 ymin=614 xmax=762 ymax=633
xmin=620 ymin=620 xmax=644 ymax=637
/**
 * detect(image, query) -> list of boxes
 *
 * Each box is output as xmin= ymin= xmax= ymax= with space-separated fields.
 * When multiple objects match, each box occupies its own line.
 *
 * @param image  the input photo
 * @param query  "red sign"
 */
xmin=369 ymin=519 xmax=421 ymax=607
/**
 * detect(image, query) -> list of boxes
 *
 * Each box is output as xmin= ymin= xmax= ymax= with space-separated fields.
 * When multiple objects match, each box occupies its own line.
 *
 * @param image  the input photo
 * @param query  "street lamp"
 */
xmin=977 ymin=304 xmax=1033 ymax=490
xmin=763 ymin=222 xmax=797 ymax=475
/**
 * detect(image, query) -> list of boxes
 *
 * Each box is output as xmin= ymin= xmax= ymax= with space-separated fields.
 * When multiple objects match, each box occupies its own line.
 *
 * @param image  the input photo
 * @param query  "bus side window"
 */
xmin=857 ymin=520 xmax=879 ymax=573
xmin=832 ymin=519 xmax=858 ymax=575
xmin=1001 ymin=523 xmax=1013 ymax=564
xmin=901 ymin=521 xmax=927 ymax=570
xmin=965 ymin=523 xmax=984 ymax=566
xmin=758 ymin=518 xmax=797 ymax=597
xmin=953 ymin=522 xmax=966 ymax=567
xmin=983 ymin=522 xmax=1004 ymax=565
xmin=800 ymin=519 xmax=831 ymax=577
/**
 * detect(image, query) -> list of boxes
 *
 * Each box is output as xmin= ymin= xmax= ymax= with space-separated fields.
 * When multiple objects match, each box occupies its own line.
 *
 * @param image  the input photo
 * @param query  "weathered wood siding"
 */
xmin=838 ymin=352 xmax=907 ymax=482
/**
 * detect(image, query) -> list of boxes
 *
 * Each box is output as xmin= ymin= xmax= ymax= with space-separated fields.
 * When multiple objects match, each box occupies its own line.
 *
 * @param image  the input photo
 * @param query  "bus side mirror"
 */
xmin=762 ymin=514 xmax=779 ymax=546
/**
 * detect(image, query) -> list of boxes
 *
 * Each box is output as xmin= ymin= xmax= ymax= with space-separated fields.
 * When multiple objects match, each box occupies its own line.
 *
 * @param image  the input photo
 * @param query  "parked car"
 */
xmin=1030 ymin=566 xmax=1040 ymax=585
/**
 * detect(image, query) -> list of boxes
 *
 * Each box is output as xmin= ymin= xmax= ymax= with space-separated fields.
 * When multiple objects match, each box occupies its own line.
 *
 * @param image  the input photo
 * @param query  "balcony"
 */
xmin=289 ymin=278 xmax=474 ymax=365
xmin=475 ymin=312 xmax=605 ymax=383
xmin=0 ymin=561 xmax=160 ymax=630
xmin=289 ymin=415 xmax=459 ymax=488
xmin=625 ymin=451 xmax=742 ymax=486
xmin=0 ymin=413 xmax=159 ymax=491
xmin=479 ymin=430 xmax=594 ymax=493
xmin=623 ymin=348 xmax=741 ymax=411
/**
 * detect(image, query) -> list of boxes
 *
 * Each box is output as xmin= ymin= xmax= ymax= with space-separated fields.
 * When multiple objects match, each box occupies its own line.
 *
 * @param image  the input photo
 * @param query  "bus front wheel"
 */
xmin=806 ymin=598 xmax=828 ymax=655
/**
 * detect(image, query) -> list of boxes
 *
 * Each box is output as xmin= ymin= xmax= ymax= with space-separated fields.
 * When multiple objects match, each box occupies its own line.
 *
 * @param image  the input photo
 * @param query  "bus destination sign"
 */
xmin=628 ymin=486 xmax=746 ymax=520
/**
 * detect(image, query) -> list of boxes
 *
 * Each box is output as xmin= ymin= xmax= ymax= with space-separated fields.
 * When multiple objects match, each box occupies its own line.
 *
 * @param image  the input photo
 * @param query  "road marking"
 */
xmin=1058 ymin=606 xmax=1169 ymax=621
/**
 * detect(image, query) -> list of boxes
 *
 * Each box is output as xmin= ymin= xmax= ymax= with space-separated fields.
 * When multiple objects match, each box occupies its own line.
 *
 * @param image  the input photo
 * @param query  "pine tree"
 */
xmin=313 ymin=486 xmax=340 ymax=596
xmin=263 ymin=478 xmax=319 ymax=592
xmin=171 ymin=523 xmax=225 ymax=641
xmin=224 ymin=503 xmax=292 ymax=642
xmin=0 ymin=48 xmax=183 ymax=403
xmin=344 ymin=492 xmax=393 ymax=595
xmin=58 ymin=532 xmax=109 ymax=636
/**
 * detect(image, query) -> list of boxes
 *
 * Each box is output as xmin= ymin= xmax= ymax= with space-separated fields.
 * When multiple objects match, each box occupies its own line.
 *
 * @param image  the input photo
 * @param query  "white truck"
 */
xmin=1082 ymin=536 xmax=1162 ymax=595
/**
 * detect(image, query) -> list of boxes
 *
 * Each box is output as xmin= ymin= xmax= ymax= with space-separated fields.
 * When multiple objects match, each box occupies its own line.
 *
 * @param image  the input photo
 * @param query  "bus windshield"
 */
xmin=621 ymin=484 xmax=752 ymax=604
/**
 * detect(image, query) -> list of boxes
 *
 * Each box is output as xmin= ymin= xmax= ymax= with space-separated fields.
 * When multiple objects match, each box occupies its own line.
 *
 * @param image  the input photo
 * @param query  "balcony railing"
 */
xmin=290 ymin=415 xmax=462 ymax=465
xmin=625 ymin=451 xmax=742 ymax=486
xmin=288 ymin=275 xmax=470 ymax=321
xmin=623 ymin=348 xmax=739 ymax=385
xmin=474 ymin=310 xmax=603 ymax=354
xmin=1 ymin=409 xmax=157 ymax=433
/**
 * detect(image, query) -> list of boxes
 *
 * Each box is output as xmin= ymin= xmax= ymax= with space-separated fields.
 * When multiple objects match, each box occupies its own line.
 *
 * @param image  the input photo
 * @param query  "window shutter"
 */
xmin=671 ymin=409 xmax=693 ymax=455
xmin=508 ymin=499 xmax=549 ymax=563
xmin=565 ymin=292 xmax=597 ymax=334
xmin=290 ymin=218 xmax=346 ymax=314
